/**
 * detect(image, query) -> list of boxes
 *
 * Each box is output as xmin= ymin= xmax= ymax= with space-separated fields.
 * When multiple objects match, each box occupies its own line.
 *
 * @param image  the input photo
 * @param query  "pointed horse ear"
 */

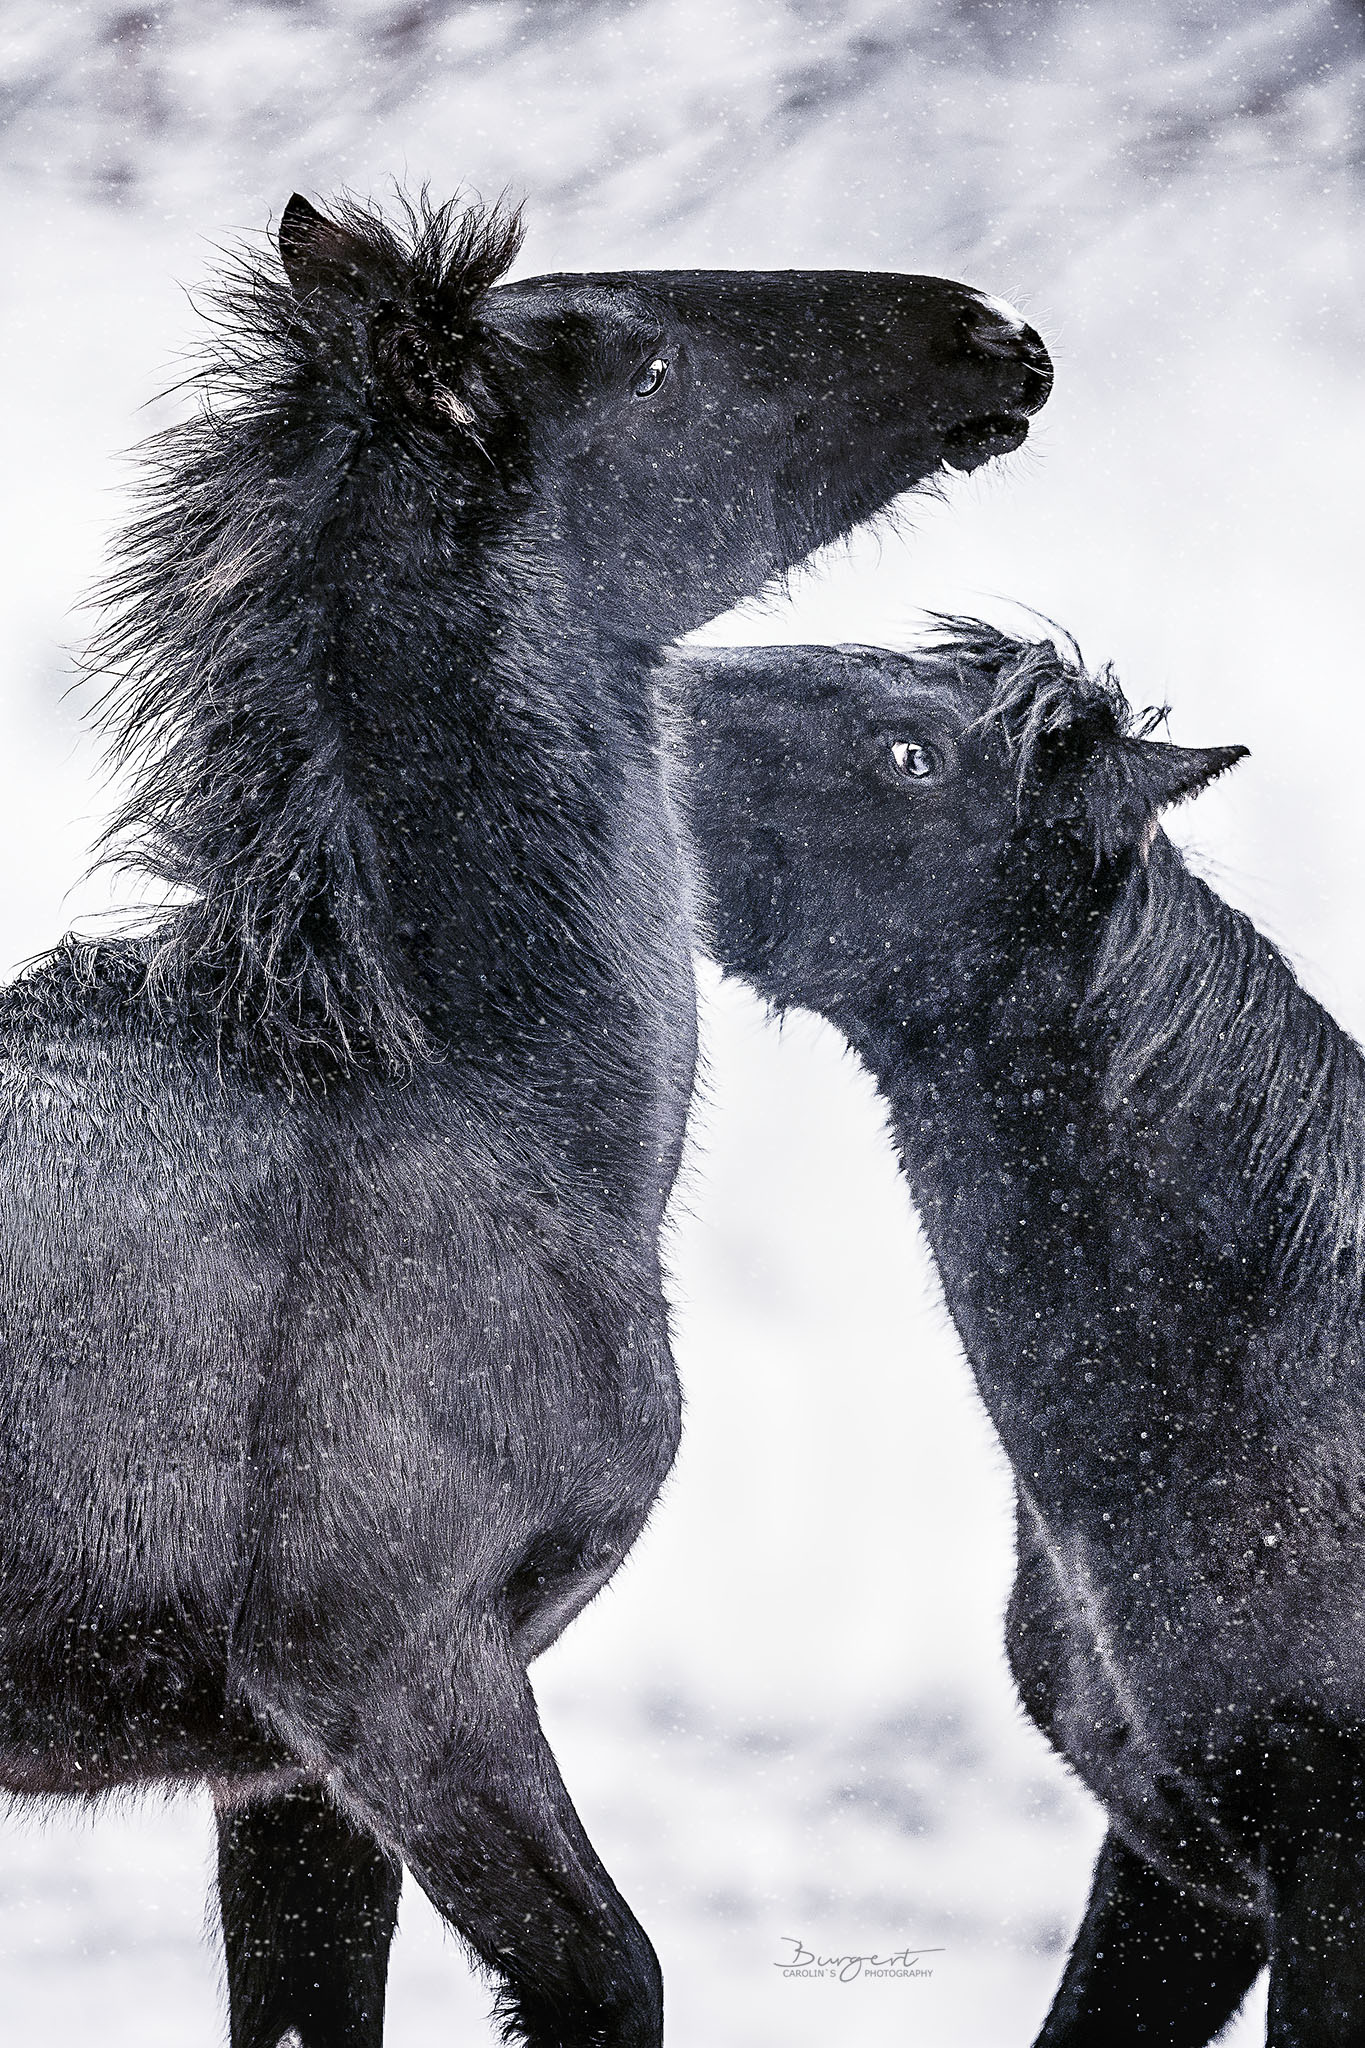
xmin=1088 ymin=736 xmax=1248 ymax=861
xmin=278 ymin=194 xmax=367 ymax=297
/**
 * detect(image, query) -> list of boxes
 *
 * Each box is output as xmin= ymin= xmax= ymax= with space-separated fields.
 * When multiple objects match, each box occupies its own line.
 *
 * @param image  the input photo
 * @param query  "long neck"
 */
xmin=318 ymin=520 xmax=668 ymax=1044
xmin=328 ymin=529 xmax=696 ymax=1210
xmin=840 ymin=840 xmax=1365 ymax=1512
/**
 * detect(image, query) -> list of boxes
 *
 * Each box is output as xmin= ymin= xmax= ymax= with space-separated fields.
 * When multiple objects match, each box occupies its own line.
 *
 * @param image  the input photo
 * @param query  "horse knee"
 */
xmin=494 ymin=1912 xmax=663 ymax=2048
xmin=319 ymin=1653 xmax=660 ymax=2048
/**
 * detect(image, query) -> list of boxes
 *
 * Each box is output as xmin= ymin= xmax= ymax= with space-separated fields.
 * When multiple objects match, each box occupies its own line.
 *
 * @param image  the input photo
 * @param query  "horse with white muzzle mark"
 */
xmin=0 ymin=197 xmax=1050 ymax=2048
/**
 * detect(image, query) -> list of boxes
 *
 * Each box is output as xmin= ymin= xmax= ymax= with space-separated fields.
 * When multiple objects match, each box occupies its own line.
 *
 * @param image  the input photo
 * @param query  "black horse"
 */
xmin=0 ymin=198 xmax=1050 ymax=2047
xmin=680 ymin=626 xmax=1365 ymax=2046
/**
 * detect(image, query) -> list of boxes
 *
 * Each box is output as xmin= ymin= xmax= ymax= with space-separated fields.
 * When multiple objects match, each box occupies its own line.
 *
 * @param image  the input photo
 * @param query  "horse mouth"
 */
xmin=940 ymin=411 xmax=1034 ymax=473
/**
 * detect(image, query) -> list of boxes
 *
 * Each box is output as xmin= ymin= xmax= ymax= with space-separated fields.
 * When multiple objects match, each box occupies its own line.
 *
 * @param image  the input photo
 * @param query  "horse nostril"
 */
xmin=962 ymin=292 xmax=1028 ymax=354
xmin=1015 ymin=329 xmax=1054 ymax=409
xmin=1015 ymin=326 xmax=1053 ymax=382
xmin=962 ymin=296 xmax=1054 ymax=401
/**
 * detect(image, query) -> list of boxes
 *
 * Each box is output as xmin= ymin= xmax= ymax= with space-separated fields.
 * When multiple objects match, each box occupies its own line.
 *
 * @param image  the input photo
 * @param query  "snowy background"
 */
xmin=2 ymin=2 xmax=1364 ymax=2040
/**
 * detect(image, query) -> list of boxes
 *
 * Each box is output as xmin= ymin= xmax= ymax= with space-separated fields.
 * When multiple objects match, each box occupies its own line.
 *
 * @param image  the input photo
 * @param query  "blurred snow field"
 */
xmin=2 ymin=1 xmax=1361 ymax=2039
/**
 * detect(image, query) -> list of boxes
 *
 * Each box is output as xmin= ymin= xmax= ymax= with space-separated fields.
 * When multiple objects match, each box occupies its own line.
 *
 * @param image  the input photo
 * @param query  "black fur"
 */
xmin=0 ymin=195 xmax=1051 ymax=2048
xmin=680 ymin=624 xmax=1365 ymax=2044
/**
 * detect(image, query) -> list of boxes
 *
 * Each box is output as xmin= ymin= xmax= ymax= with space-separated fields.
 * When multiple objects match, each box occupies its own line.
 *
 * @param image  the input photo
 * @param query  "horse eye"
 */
xmin=889 ymin=740 xmax=938 ymax=780
xmin=632 ymin=356 xmax=669 ymax=399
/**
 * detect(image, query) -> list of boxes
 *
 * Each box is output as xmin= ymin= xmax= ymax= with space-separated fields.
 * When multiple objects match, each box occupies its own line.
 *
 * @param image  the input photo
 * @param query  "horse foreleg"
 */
xmin=301 ymin=1622 xmax=662 ymax=2048
xmin=1034 ymin=1827 xmax=1264 ymax=2046
xmin=215 ymin=1779 xmax=401 ymax=2048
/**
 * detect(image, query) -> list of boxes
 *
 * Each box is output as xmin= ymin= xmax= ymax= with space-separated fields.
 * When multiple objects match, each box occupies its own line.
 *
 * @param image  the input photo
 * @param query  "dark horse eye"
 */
xmin=632 ymin=357 xmax=669 ymax=399
xmin=889 ymin=740 xmax=938 ymax=780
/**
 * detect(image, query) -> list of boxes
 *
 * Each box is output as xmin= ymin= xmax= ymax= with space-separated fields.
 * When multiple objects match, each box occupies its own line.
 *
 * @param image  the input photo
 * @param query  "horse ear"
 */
xmin=278 ymin=194 xmax=367 ymax=296
xmin=1087 ymin=736 xmax=1248 ymax=859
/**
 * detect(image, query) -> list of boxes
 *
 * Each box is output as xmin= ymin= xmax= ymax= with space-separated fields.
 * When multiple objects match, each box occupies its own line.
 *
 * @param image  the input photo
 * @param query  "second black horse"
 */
xmin=680 ymin=627 xmax=1365 ymax=2045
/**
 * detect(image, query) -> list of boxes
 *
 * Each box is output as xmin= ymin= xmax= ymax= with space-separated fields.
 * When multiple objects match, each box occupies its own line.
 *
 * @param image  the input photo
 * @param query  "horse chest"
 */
xmin=1008 ymin=1500 xmax=1260 ymax=1906
xmin=256 ymin=1143 xmax=682 ymax=1563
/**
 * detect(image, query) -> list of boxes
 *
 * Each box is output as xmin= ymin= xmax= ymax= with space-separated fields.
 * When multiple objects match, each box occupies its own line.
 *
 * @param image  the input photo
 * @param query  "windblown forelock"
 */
xmin=159 ymin=190 xmax=524 ymax=438
xmin=918 ymin=619 xmax=1164 ymax=810
xmin=281 ymin=186 xmax=524 ymax=315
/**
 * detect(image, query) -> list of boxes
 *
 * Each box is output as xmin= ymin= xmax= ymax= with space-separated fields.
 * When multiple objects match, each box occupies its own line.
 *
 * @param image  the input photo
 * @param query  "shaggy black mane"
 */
xmin=83 ymin=190 xmax=524 ymax=1077
xmin=1088 ymin=837 xmax=1365 ymax=1297
xmin=917 ymin=615 xmax=1165 ymax=805
xmin=930 ymin=621 xmax=1365 ymax=1298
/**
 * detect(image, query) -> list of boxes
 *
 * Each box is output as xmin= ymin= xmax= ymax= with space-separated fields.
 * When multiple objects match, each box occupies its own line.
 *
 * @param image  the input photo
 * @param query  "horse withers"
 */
xmin=0 ymin=197 xmax=1050 ymax=2048
xmin=679 ymin=627 xmax=1365 ymax=2044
